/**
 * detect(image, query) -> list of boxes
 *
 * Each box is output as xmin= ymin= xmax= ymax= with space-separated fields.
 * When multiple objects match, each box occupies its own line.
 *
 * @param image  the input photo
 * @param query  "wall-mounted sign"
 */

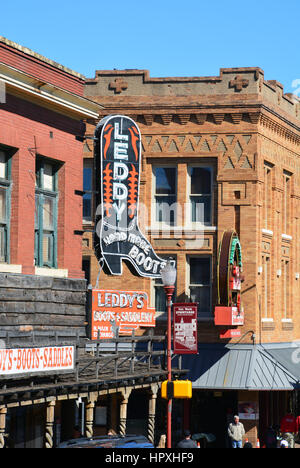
xmin=238 ymin=401 xmax=259 ymax=420
xmin=219 ymin=328 xmax=242 ymax=339
xmin=215 ymin=307 xmax=244 ymax=326
xmin=0 ymin=346 xmax=74 ymax=376
xmin=94 ymin=115 xmax=166 ymax=278
xmin=173 ymin=303 xmax=198 ymax=354
xmin=215 ymin=230 xmax=244 ymax=333
xmin=91 ymin=289 xmax=156 ymax=339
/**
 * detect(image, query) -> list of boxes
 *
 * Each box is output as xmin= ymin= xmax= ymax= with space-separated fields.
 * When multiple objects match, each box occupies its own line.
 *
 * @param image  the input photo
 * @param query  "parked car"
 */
xmin=58 ymin=434 xmax=154 ymax=448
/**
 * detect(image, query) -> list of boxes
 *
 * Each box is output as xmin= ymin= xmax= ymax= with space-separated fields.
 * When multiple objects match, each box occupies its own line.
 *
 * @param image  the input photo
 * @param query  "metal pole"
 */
xmin=164 ymin=285 xmax=174 ymax=449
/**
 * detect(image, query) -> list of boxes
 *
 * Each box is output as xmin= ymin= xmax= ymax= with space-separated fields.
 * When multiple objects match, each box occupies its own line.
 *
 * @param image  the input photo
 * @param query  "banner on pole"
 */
xmin=173 ymin=303 xmax=198 ymax=354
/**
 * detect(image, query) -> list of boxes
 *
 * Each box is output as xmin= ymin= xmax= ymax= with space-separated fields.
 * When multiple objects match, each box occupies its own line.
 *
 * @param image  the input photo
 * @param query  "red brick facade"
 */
xmin=0 ymin=37 xmax=99 ymax=278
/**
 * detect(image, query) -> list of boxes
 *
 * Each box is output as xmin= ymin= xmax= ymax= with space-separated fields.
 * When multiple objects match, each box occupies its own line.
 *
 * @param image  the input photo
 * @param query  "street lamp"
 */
xmin=160 ymin=258 xmax=177 ymax=449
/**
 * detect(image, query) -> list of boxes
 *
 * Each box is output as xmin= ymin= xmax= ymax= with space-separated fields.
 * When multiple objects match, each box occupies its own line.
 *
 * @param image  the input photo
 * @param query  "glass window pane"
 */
xmin=43 ymin=164 xmax=54 ymax=191
xmin=42 ymin=235 xmax=52 ymax=264
xmin=83 ymin=194 xmax=92 ymax=219
xmin=0 ymin=151 xmax=6 ymax=179
xmin=0 ymin=187 xmax=6 ymax=222
xmin=191 ymin=196 xmax=211 ymax=223
xmin=155 ymin=196 xmax=176 ymax=224
xmin=43 ymin=197 xmax=54 ymax=230
xmin=83 ymin=166 xmax=92 ymax=191
xmin=155 ymin=286 xmax=166 ymax=312
xmin=0 ymin=229 xmax=6 ymax=262
xmin=35 ymin=195 xmax=39 ymax=229
xmin=155 ymin=168 xmax=176 ymax=195
xmin=190 ymin=286 xmax=210 ymax=313
xmin=190 ymin=257 xmax=210 ymax=285
xmin=190 ymin=167 xmax=211 ymax=194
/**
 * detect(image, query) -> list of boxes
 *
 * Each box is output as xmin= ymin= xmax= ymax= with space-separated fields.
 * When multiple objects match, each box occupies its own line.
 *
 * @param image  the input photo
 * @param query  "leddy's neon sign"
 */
xmin=94 ymin=115 xmax=166 ymax=278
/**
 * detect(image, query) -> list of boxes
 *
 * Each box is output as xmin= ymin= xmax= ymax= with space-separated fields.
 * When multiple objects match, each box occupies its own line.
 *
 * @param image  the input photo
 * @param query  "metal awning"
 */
xmin=175 ymin=343 xmax=300 ymax=391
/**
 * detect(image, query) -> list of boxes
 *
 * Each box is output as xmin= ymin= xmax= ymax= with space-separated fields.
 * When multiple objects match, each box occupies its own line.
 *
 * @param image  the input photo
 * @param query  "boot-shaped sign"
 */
xmin=94 ymin=115 xmax=166 ymax=278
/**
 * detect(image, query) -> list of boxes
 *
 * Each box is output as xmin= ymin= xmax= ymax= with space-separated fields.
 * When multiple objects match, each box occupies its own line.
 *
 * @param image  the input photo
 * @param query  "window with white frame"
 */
xmin=0 ymin=149 xmax=11 ymax=263
xmin=188 ymin=256 xmax=211 ymax=317
xmin=188 ymin=166 xmax=212 ymax=225
xmin=35 ymin=158 xmax=59 ymax=268
xmin=153 ymin=166 xmax=177 ymax=226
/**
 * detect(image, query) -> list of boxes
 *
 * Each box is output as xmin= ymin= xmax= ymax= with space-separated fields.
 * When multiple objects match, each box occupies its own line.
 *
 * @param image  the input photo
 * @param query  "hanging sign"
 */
xmin=94 ymin=114 xmax=166 ymax=278
xmin=91 ymin=289 xmax=156 ymax=339
xmin=173 ymin=303 xmax=198 ymax=354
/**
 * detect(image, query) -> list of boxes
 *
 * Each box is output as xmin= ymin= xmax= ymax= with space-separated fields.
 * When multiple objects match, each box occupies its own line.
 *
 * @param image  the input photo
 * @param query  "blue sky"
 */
xmin=1 ymin=0 xmax=299 ymax=94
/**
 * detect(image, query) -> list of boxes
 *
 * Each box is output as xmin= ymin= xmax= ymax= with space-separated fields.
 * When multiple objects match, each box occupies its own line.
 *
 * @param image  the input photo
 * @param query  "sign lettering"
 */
xmin=173 ymin=303 xmax=198 ymax=354
xmin=91 ymin=289 xmax=156 ymax=339
xmin=94 ymin=115 xmax=166 ymax=277
xmin=0 ymin=346 xmax=74 ymax=376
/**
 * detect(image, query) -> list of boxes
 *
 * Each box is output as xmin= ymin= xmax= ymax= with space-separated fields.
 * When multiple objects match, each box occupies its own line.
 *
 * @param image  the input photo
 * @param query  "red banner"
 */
xmin=173 ymin=303 xmax=198 ymax=354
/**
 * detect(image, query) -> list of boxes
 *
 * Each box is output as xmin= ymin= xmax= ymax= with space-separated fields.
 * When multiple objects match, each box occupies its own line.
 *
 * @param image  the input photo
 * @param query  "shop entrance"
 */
xmin=190 ymin=390 xmax=238 ymax=448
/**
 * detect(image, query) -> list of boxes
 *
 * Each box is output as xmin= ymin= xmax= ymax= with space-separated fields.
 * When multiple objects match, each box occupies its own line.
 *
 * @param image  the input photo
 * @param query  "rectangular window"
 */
xmin=35 ymin=158 xmax=58 ymax=268
xmin=188 ymin=166 xmax=212 ymax=225
xmin=188 ymin=256 xmax=211 ymax=317
xmin=153 ymin=166 xmax=177 ymax=225
xmin=282 ymin=259 xmax=290 ymax=319
xmin=283 ymin=171 xmax=292 ymax=235
xmin=83 ymin=159 xmax=93 ymax=222
xmin=262 ymin=255 xmax=271 ymax=319
xmin=264 ymin=162 xmax=273 ymax=230
xmin=82 ymin=257 xmax=91 ymax=284
xmin=153 ymin=255 xmax=177 ymax=316
xmin=0 ymin=149 xmax=11 ymax=263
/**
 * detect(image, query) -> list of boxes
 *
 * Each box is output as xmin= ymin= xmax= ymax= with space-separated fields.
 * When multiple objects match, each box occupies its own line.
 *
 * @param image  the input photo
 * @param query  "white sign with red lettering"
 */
xmin=0 ymin=346 xmax=75 ymax=376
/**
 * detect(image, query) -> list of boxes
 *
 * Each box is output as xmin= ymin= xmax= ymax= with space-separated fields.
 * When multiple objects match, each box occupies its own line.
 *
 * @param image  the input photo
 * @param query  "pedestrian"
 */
xmin=227 ymin=415 xmax=245 ymax=448
xmin=177 ymin=429 xmax=198 ymax=448
xmin=280 ymin=411 xmax=297 ymax=448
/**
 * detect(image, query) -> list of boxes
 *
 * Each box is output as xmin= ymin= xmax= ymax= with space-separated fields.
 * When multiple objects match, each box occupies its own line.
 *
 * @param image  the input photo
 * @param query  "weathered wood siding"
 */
xmin=0 ymin=273 xmax=87 ymax=340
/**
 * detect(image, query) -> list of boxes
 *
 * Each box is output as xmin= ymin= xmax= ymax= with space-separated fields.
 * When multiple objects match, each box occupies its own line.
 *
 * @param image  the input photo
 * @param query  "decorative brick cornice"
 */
xmin=161 ymin=114 xmax=172 ymax=125
xmin=259 ymin=113 xmax=300 ymax=145
xmin=194 ymin=114 xmax=207 ymax=125
xmin=213 ymin=113 xmax=225 ymax=124
xmin=94 ymin=109 xmax=300 ymax=146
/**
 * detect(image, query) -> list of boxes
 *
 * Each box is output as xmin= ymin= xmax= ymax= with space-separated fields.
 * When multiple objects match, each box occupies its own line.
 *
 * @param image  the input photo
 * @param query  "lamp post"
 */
xmin=160 ymin=258 xmax=177 ymax=449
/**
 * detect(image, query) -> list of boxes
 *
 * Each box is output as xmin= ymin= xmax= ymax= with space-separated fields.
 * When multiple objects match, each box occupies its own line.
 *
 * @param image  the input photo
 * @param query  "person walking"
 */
xmin=228 ymin=415 xmax=245 ymax=448
xmin=177 ymin=429 xmax=198 ymax=448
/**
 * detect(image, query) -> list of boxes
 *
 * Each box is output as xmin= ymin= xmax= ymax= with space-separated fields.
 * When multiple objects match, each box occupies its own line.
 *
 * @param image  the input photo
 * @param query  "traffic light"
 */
xmin=161 ymin=380 xmax=192 ymax=399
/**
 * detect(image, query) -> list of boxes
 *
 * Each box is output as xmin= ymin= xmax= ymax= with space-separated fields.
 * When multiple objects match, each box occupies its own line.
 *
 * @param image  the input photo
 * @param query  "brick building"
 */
xmin=83 ymin=68 xmax=300 ymax=447
xmin=0 ymin=39 xmax=178 ymax=449
xmin=0 ymin=36 xmax=101 ymax=447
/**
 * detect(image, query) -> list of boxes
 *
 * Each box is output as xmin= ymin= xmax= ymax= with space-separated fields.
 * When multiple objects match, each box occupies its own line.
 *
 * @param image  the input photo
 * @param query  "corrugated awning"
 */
xmin=175 ymin=343 xmax=300 ymax=391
